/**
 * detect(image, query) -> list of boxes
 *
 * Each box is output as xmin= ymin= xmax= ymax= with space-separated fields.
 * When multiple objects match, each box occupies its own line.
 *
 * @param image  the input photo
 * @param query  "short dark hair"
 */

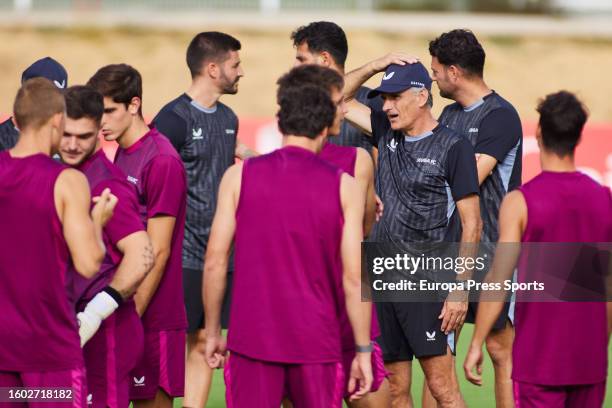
xmin=186 ymin=31 xmax=241 ymax=78
xmin=87 ymin=64 xmax=143 ymax=115
xmin=429 ymin=29 xmax=485 ymax=77
xmin=536 ymin=91 xmax=588 ymax=157
xmin=64 ymin=85 xmax=104 ymax=126
xmin=281 ymin=63 xmax=343 ymax=95
xmin=13 ymin=78 xmax=65 ymax=131
xmin=291 ymin=21 xmax=348 ymax=68
xmin=276 ymin=66 xmax=337 ymax=139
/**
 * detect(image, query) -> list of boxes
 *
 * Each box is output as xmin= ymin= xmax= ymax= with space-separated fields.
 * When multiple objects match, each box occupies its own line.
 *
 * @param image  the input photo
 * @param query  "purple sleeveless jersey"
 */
xmin=114 ymin=128 xmax=187 ymax=331
xmin=0 ymin=151 xmax=82 ymax=371
xmin=66 ymin=149 xmax=145 ymax=307
xmin=228 ymin=146 xmax=345 ymax=363
xmin=319 ymin=142 xmax=381 ymax=349
xmin=514 ymin=171 xmax=612 ymax=385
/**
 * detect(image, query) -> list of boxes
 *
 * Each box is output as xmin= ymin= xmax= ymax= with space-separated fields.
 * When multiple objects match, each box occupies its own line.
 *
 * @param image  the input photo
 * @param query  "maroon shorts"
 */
xmin=513 ymin=380 xmax=605 ymax=408
xmin=129 ymin=329 xmax=185 ymax=400
xmin=225 ymin=352 xmax=344 ymax=408
xmin=341 ymin=341 xmax=388 ymax=399
xmin=0 ymin=367 xmax=87 ymax=408
xmin=83 ymin=302 xmax=143 ymax=407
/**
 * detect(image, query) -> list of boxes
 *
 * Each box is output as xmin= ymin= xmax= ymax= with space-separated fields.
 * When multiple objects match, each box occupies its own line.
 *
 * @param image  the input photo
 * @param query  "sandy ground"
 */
xmin=1 ymin=25 xmax=611 ymax=122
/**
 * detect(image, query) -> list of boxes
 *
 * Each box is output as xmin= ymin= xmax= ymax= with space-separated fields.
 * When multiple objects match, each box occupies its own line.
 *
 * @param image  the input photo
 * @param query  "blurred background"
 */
xmin=0 ymin=3 xmax=610 ymax=181
xmin=0 ymin=2 xmax=610 ymax=407
xmin=0 ymin=1 xmax=610 ymax=182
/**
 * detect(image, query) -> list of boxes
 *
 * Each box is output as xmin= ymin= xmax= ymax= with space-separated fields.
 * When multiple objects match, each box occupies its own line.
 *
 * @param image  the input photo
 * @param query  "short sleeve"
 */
xmin=445 ymin=138 xmax=480 ymax=201
xmin=93 ymin=180 xmax=144 ymax=245
xmin=475 ymin=108 xmax=522 ymax=162
xmin=152 ymin=109 xmax=188 ymax=153
xmin=370 ymin=109 xmax=391 ymax=147
xmin=143 ymin=155 xmax=186 ymax=219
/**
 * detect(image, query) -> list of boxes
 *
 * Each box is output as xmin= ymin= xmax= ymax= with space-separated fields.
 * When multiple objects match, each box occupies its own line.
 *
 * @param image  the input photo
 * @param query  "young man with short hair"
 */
xmin=204 ymin=65 xmax=373 ymax=407
xmin=465 ymin=91 xmax=611 ymax=408
xmin=291 ymin=20 xmax=378 ymax=235
xmin=152 ymin=31 xmax=254 ymax=407
xmin=0 ymin=78 xmax=115 ymax=404
xmin=280 ymin=64 xmax=390 ymax=408
xmin=59 ymin=85 xmax=154 ymax=408
xmin=429 ymin=30 xmax=522 ymax=407
xmin=88 ymin=64 xmax=188 ymax=408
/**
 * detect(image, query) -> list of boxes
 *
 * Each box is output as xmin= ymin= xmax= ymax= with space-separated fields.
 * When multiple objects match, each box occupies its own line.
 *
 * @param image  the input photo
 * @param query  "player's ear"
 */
xmin=448 ymin=65 xmax=460 ymax=82
xmin=128 ymin=97 xmax=142 ymax=116
xmin=206 ymin=62 xmax=219 ymax=79
xmin=535 ymin=124 xmax=543 ymax=148
xmin=50 ymin=111 xmax=64 ymax=132
xmin=418 ymin=89 xmax=428 ymax=108
xmin=318 ymin=51 xmax=333 ymax=68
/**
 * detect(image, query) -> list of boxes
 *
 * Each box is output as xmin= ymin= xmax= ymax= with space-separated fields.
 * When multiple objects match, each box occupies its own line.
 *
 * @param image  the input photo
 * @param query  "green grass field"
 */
xmin=171 ymin=325 xmax=612 ymax=407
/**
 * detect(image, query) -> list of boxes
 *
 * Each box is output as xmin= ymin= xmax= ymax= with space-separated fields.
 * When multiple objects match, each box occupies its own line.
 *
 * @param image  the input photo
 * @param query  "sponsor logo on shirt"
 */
xmin=225 ymin=129 xmax=235 ymax=134
xmin=127 ymin=175 xmax=138 ymax=185
xmin=468 ymin=128 xmax=479 ymax=133
xmin=133 ymin=376 xmax=145 ymax=387
xmin=387 ymin=138 xmax=398 ymax=152
xmin=426 ymin=331 xmax=436 ymax=341
xmin=382 ymin=72 xmax=395 ymax=81
xmin=416 ymin=157 xmax=437 ymax=165
xmin=87 ymin=394 xmax=92 ymax=405
xmin=192 ymin=128 xmax=203 ymax=140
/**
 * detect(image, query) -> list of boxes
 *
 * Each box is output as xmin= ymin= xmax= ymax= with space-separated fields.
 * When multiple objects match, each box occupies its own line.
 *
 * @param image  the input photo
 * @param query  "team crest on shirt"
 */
xmin=133 ymin=376 xmax=145 ymax=386
xmin=387 ymin=138 xmax=398 ymax=152
xmin=127 ymin=175 xmax=138 ymax=185
xmin=192 ymin=128 xmax=203 ymax=140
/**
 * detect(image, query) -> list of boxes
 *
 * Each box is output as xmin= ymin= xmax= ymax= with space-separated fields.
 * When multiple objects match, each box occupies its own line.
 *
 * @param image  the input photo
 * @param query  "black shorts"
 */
xmin=465 ymin=300 xmax=513 ymax=330
xmin=183 ymin=267 xmax=233 ymax=333
xmin=376 ymin=301 xmax=456 ymax=362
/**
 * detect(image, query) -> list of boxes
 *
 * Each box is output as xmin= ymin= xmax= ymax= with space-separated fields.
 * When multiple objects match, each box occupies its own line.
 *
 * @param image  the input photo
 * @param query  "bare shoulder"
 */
xmin=501 ymin=190 xmax=526 ymax=212
xmin=56 ymin=168 xmax=89 ymax=194
xmin=354 ymin=147 xmax=374 ymax=175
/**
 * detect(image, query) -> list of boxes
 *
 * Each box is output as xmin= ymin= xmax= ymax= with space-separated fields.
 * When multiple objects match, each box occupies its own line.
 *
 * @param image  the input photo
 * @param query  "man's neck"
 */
xmin=540 ymin=150 xmax=576 ymax=172
xmin=187 ymin=78 xmax=221 ymax=109
xmin=329 ymin=62 xmax=344 ymax=76
xmin=453 ymin=79 xmax=491 ymax=108
xmin=10 ymin=128 xmax=52 ymax=157
xmin=403 ymin=112 xmax=438 ymax=137
xmin=118 ymin=117 xmax=150 ymax=149
xmin=283 ymin=134 xmax=326 ymax=154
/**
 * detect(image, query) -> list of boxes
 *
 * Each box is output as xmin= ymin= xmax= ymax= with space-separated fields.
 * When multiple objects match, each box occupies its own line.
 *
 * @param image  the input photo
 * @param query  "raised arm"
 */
xmin=344 ymin=53 xmax=418 ymax=102
xmin=344 ymin=53 xmax=417 ymax=136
